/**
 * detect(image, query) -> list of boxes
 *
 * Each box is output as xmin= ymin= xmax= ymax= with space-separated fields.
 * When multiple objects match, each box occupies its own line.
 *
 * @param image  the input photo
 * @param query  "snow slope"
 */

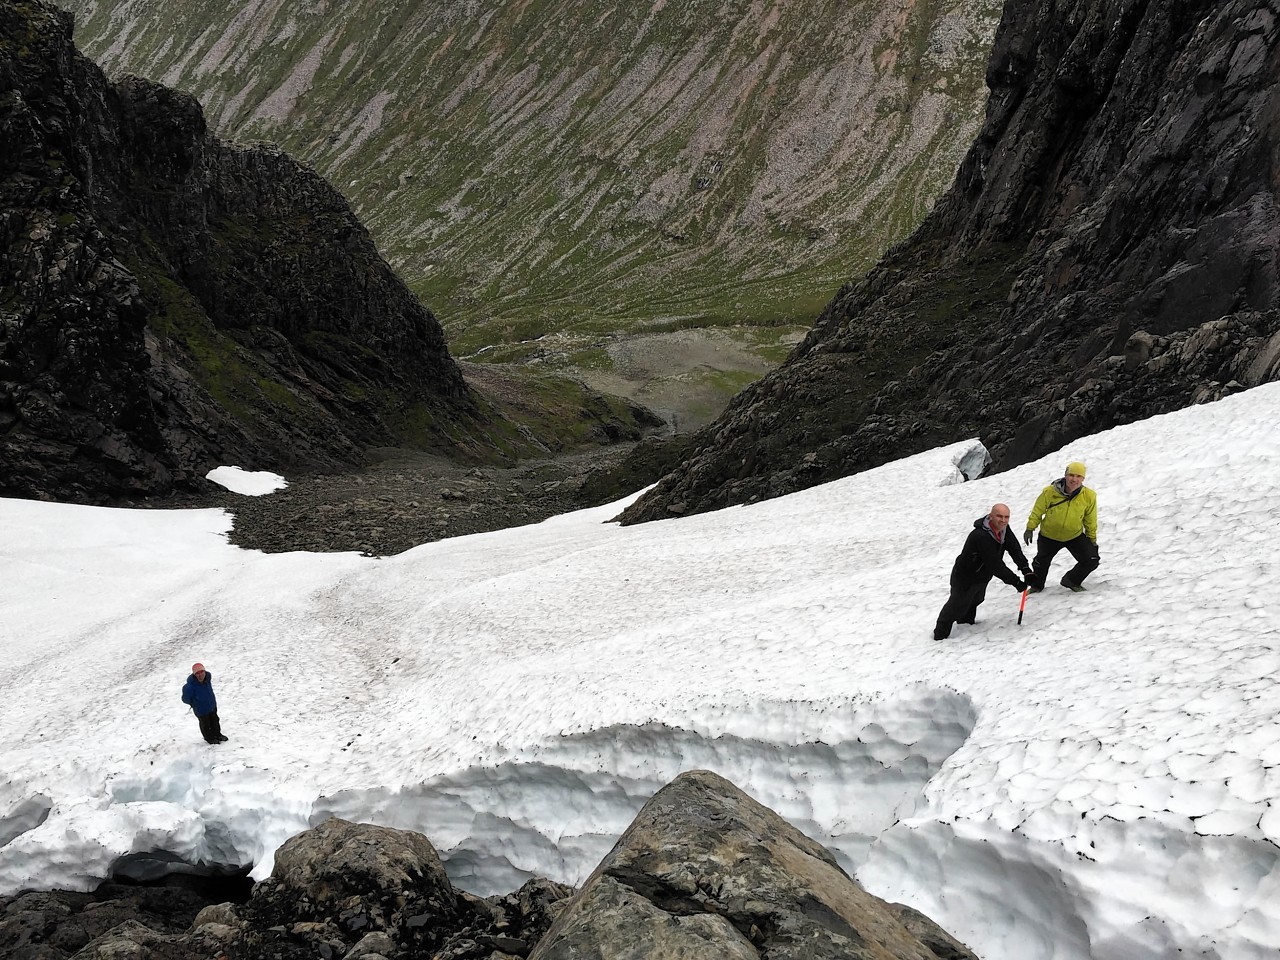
xmin=3 ymin=383 xmax=1280 ymax=960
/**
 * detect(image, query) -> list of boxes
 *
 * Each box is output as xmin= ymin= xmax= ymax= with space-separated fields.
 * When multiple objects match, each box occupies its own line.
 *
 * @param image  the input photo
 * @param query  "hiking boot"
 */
xmin=1060 ymin=576 xmax=1086 ymax=593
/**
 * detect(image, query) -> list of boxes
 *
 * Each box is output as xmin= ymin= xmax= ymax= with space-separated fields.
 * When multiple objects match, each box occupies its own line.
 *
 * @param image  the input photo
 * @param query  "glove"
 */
xmin=1013 ymin=578 xmax=1027 ymax=592
xmin=1023 ymin=529 xmax=1034 ymax=546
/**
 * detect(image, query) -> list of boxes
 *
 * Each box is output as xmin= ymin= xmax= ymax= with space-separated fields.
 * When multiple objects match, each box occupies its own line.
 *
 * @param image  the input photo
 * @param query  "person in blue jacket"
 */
xmin=182 ymin=662 xmax=228 ymax=744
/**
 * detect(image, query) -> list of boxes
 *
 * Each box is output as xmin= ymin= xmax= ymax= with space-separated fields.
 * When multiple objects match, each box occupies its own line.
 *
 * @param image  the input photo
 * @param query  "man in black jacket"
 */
xmin=934 ymin=504 xmax=1031 ymax=641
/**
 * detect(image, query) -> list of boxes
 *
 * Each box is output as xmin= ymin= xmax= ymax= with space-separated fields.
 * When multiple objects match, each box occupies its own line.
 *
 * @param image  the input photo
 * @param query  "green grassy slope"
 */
xmin=66 ymin=0 xmax=1000 ymax=400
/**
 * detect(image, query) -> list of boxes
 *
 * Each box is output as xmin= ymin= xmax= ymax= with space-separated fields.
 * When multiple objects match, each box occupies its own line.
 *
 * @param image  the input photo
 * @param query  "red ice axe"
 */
xmin=1018 ymin=588 xmax=1029 ymax=625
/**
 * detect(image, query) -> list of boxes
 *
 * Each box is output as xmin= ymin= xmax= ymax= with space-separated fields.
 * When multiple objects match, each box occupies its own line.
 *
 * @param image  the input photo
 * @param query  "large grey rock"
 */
xmin=530 ymin=770 xmax=977 ymax=960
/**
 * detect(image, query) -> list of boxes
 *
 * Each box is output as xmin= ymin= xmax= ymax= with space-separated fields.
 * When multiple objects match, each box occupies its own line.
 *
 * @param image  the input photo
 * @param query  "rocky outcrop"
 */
xmin=0 ymin=783 xmax=975 ymax=960
xmin=0 ymin=884 xmax=217 ymax=959
xmin=1 ymin=1 xmax=477 ymax=502
xmin=531 ymin=770 xmax=976 ymax=960
xmin=194 ymin=868 xmax=571 ymax=960
xmin=620 ymin=0 xmax=1280 ymax=522
xmin=0 ymin=818 xmax=573 ymax=960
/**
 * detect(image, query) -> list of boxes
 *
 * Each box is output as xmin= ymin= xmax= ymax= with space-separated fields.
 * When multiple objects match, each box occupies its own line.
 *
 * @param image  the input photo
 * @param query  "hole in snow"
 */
xmin=313 ymin=689 xmax=977 ymax=895
xmin=0 ymin=794 xmax=53 ymax=848
xmin=110 ymin=850 xmax=254 ymax=902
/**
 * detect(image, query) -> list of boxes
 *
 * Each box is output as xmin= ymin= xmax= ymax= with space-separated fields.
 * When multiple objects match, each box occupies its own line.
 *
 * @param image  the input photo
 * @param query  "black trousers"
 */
xmin=935 ymin=576 xmax=990 ymax=640
xmin=197 ymin=711 xmax=223 ymax=744
xmin=1030 ymin=534 xmax=1100 ymax=589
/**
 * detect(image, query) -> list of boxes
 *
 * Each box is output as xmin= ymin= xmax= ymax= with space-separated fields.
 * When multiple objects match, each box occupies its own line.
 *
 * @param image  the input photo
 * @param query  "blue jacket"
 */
xmin=182 ymin=672 xmax=218 ymax=717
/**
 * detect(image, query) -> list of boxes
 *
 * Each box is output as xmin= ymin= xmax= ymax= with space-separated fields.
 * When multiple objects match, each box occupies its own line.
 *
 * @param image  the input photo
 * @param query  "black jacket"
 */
xmin=950 ymin=518 xmax=1030 ymax=588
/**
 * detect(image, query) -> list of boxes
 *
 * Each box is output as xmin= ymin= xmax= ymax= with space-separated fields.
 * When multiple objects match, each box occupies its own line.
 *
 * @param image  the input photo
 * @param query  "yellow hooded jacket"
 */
xmin=1026 ymin=480 xmax=1097 ymax=542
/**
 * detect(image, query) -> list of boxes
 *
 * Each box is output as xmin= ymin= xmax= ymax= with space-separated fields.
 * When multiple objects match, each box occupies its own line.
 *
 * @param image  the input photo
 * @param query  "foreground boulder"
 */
xmin=621 ymin=0 xmax=1280 ymax=522
xmin=1 ymin=788 xmax=969 ymax=959
xmin=230 ymin=818 xmax=572 ymax=960
xmin=242 ymin=818 xmax=466 ymax=953
xmin=530 ymin=770 xmax=976 ymax=959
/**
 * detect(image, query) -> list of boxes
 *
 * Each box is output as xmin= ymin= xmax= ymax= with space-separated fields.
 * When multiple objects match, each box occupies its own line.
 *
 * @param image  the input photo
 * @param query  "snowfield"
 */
xmin=205 ymin=465 xmax=288 ymax=496
xmin=3 ymin=383 xmax=1280 ymax=960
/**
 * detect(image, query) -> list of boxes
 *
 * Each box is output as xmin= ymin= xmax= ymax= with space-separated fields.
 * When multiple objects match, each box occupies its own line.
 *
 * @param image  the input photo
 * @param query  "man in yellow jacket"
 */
xmin=1024 ymin=461 xmax=1099 ymax=592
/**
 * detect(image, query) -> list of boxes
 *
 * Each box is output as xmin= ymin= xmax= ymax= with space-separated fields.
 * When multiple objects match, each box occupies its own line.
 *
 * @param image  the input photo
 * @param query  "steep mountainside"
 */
xmin=1 ymin=1 xmax=481 ymax=501
xmin=62 ymin=0 xmax=1003 ymax=367
xmin=622 ymin=0 xmax=1280 ymax=522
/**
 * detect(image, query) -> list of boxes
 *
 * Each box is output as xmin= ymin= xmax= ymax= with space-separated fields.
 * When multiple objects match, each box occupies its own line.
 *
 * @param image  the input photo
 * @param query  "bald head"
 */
xmin=988 ymin=503 xmax=1011 ymax=536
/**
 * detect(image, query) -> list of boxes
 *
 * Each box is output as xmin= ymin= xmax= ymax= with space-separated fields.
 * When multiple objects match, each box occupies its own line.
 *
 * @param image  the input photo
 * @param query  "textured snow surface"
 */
xmin=4 ymin=383 xmax=1280 ymax=960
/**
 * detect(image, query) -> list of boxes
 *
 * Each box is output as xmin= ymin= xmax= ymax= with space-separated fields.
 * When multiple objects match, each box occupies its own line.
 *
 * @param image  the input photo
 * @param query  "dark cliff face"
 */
xmin=0 ymin=1 xmax=474 ymax=502
xmin=621 ymin=0 xmax=1280 ymax=523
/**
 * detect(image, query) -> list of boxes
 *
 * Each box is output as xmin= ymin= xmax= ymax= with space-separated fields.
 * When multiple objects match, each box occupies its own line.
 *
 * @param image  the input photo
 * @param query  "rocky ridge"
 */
xmin=1 ymin=1 xmax=481 ymax=502
xmin=621 ymin=0 xmax=1280 ymax=522
xmin=0 ymin=772 xmax=978 ymax=960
